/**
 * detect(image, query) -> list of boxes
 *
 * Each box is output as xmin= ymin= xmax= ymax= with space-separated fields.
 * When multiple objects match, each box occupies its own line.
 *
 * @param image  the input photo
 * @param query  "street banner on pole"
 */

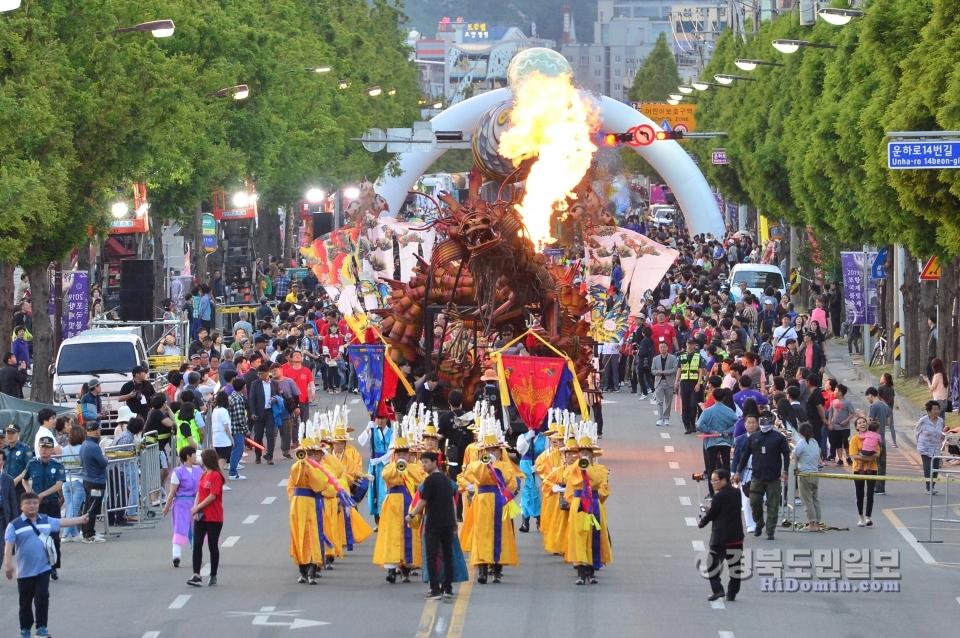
xmin=841 ymin=252 xmax=879 ymax=325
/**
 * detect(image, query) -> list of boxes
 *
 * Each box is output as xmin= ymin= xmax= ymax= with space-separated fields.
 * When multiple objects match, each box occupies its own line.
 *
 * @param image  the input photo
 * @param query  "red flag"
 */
xmin=501 ymin=355 xmax=566 ymax=431
xmin=377 ymin=355 xmax=400 ymax=419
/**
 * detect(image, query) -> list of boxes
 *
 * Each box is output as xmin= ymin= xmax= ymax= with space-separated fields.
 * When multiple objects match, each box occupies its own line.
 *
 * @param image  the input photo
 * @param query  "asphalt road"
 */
xmin=2 ymin=378 xmax=959 ymax=638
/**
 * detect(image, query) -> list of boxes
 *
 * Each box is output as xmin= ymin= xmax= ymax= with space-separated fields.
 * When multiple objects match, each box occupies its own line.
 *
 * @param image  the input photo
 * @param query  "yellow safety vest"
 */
xmin=175 ymin=416 xmax=202 ymax=452
xmin=679 ymin=353 xmax=703 ymax=382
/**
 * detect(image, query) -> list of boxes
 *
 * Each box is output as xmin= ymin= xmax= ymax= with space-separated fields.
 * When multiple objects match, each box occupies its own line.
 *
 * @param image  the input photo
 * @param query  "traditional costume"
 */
xmin=463 ymin=412 xmax=520 ymax=584
xmin=330 ymin=424 xmax=374 ymax=553
xmin=562 ymin=421 xmax=612 ymax=585
xmin=372 ymin=431 xmax=427 ymax=583
xmin=357 ymin=417 xmax=394 ymax=522
xmin=536 ymin=414 xmax=567 ymax=552
xmin=517 ymin=416 xmax=549 ymax=532
xmin=288 ymin=422 xmax=333 ymax=584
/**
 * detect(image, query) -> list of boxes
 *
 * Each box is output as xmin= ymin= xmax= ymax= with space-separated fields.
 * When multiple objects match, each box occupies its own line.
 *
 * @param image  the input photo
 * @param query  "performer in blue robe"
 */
xmin=517 ymin=429 xmax=548 ymax=533
xmin=357 ymin=416 xmax=394 ymax=523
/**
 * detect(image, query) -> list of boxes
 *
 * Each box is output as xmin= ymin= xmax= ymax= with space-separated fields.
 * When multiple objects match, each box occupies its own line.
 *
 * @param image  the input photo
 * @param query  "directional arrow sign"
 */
xmin=228 ymin=608 xmax=330 ymax=630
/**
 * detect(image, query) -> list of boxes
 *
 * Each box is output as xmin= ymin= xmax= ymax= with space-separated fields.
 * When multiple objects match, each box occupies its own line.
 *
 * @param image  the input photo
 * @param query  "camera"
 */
xmin=699 ymin=505 xmax=706 ymax=513
xmin=692 ymin=472 xmax=705 ymax=482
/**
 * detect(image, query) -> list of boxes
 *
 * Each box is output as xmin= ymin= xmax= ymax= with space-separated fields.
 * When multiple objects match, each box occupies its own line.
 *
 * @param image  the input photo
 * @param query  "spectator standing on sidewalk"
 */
xmin=916 ymin=401 xmax=945 ymax=496
xmin=827 ymin=384 xmax=854 ymax=467
xmin=923 ymin=358 xmax=949 ymax=414
xmin=865 ymin=387 xmax=892 ymax=494
xmin=59 ymin=425 xmax=85 ymax=542
xmin=0 ymin=352 xmax=29 ymax=399
xmin=792 ymin=423 xmax=821 ymax=532
xmin=877 ymin=373 xmax=897 ymax=447
xmin=734 ymin=411 xmax=790 ymax=541
xmin=5 ymin=492 xmax=88 ymax=638
xmin=227 ymin=378 xmax=249 ymax=481
xmin=849 ymin=417 xmax=881 ymax=528
xmin=79 ymin=421 xmax=108 ymax=543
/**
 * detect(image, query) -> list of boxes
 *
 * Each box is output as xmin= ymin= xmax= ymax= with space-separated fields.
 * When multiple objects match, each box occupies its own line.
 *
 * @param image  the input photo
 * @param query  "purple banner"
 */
xmin=951 ymin=361 xmax=959 ymax=413
xmin=841 ymin=252 xmax=878 ymax=325
xmin=727 ymin=203 xmax=738 ymax=229
xmin=63 ymin=272 xmax=89 ymax=340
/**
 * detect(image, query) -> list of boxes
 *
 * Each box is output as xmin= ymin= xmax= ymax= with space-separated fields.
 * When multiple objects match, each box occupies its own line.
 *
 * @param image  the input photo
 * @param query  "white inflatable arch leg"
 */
xmin=375 ymin=88 xmax=725 ymax=238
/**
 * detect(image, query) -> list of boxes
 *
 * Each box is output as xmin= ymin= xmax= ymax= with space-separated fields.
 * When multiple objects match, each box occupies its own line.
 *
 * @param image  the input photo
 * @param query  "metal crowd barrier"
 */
xmin=99 ymin=435 xmax=162 ymax=540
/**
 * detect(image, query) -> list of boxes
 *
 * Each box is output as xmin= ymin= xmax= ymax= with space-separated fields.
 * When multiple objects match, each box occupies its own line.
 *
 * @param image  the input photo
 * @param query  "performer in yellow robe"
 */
xmin=463 ymin=434 xmax=519 ymax=584
xmin=457 ymin=438 xmax=481 ymax=551
xmin=563 ymin=435 xmax=612 ymax=585
xmin=536 ymin=429 xmax=566 ymax=552
xmin=546 ymin=443 xmax=578 ymax=555
xmin=372 ymin=437 xmax=427 ymax=583
xmin=287 ymin=438 xmax=333 ymax=584
xmin=320 ymin=449 xmax=349 ymax=566
xmin=331 ymin=427 xmax=374 ymax=550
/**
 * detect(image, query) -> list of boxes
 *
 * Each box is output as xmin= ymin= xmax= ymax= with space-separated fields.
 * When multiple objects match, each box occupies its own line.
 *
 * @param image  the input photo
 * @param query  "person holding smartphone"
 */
xmin=187 ymin=449 xmax=225 ymax=587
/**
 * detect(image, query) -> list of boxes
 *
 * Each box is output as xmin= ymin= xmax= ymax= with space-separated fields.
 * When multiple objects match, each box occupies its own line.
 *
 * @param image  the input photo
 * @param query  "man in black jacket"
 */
xmin=734 ymin=414 xmax=791 ymax=540
xmin=698 ymin=469 xmax=744 ymax=601
xmin=0 ymin=352 xmax=28 ymax=399
xmin=247 ymin=364 xmax=279 ymax=465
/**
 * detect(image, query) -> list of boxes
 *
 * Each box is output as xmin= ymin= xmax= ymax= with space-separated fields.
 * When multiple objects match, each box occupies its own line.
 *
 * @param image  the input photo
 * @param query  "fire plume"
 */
xmin=498 ymin=72 xmax=601 ymax=249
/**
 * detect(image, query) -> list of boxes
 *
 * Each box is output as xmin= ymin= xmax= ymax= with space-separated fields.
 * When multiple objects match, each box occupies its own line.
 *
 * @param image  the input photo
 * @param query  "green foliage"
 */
xmin=627 ymin=33 xmax=681 ymax=103
xmin=688 ymin=0 xmax=960 ymax=259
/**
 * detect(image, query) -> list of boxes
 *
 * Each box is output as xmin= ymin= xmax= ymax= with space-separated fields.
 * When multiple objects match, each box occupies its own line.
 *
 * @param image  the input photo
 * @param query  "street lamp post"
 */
xmin=734 ymin=59 xmax=785 ymax=71
xmin=112 ymin=19 xmax=175 ymax=37
xmin=772 ymin=39 xmax=838 ymax=54
xmin=207 ymin=84 xmax=249 ymax=99
xmin=818 ymin=8 xmax=864 ymax=25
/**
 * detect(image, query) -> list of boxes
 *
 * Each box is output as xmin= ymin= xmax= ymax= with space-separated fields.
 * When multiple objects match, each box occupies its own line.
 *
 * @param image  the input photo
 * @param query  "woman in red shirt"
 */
xmin=322 ymin=324 xmax=346 ymax=393
xmin=188 ymin=449 xmax=225 ymax=587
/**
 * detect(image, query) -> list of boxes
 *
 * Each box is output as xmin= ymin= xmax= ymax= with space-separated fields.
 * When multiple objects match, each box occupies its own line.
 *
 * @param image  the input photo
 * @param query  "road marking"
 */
xmin=242 ymin=515 xmax=259 ymax=524
xmin=142 ymin=633 xmax=161 ymax=638
xmin=685 ymin=517 xmax=698 ymax=526
xmin=221 ymin=536 xmax=240 ymax=547
xmin=664 ymin=446 xmax=675 ymax=453
xmin=168 ymin=595 xmax=191 ymax=609
xmin=720 ymin=632 xmax=735 ymax=637
xmin=692 ymin=540 xmax=705 ymax=551
xmin=201 ymin=563 xmax=210 ymax=577
xmin=680 ymin=496 xmax=691 ymax=505
xmin=711 ymin=600 xmax=726 ymax=610
xmin=675 ymin=478 xmax=686 ymax=486
xmin=278 ymin=479 xmax=288 ymax=487
xmin=351 ymin=398 xmax=360 ymax=404
xmin=262 ymin=497 xmax=276 ymax=505
xmin=882 ymin=508 xmax=938 ymax=565
xmin=435 ymin=617 xmax=448 ymax=633
xmin=956 ymin=596 xmax=960 ymax=606
xmin=661 ymin=432 xmax=670 ymax=439
xmin=447 ymin=567 xmax=475 ymax=638
xmin=669 ymin=462 xmax=680 ymax=469
xmin=414 ymin=600 xmax=439 ymax=638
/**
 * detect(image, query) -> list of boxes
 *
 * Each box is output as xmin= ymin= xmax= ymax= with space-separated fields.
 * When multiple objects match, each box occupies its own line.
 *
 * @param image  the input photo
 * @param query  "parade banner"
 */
xmin=348 ymin=344 xmax=385 ymax=414
xmin=63 ymin=272 xmax=89 ymax=340
xmin=951 ymin=361 xmax=959 ymax=413
xmin=501 ymin=355 xmax=566 ymax=431
xmin=840 ymin=251 xmax=879 ymax=325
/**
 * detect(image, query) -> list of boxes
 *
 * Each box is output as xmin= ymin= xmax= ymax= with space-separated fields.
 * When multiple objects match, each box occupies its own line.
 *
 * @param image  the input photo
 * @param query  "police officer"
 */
xmin=677 ymin=339 xmax=706 ymax=434
xmin=3 ymin=424 xmax=33 ymax=499
xmin=23 ymin=436 xmax=66 ymax=580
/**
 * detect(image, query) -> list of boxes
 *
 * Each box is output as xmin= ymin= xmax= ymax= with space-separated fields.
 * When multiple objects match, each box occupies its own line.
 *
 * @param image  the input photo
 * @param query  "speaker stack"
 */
xmin=119 ymin=259 xmax=155 ymax=321
xmin=313 ymin=212 xmax=334 ymax=239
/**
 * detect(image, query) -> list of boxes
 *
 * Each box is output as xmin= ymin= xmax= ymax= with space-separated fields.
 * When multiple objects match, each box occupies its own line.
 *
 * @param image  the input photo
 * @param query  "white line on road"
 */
xmin=261 ymin=606 xmax=276 ymax=612
xmin=661 ymin=432 xmax=670 ymax=439
xmin=883 ymin=509 xmax=938 ymax=565
xmin=278 ymin=479 xmax=288 ymax=487
xmin=692 ymin=540 xmax=705 ymax=551
xmin=711 ymin=600 xmax=726 ymax=610
xmin=351 ymin=398 xmax=360 ymax=404
xmin=222 ymin=536 xmax=240 ymax=547
xmin=262 ymin=497 xmax=276 ymax=505
xmin=719 ymin=631 xmax=735 ymax=637
xmin=674 ymin=478 xmax=686 ymax=486
xmin=143 ymin=633 xmax=160 ymax=638
xmin=679 ymin=496 xmax=691 ymax=506
xmin=664 ymin=446 xmax=675 ymax=453
xmin=168 ymin=595 xmax=191 ymax=609
xmin=242 ymin=515 xmax=259 ymax=524
xmin=669 ymin=462 xmax=680 ymax=469
xmin=685 ymin=517 xmax=697 ymax=526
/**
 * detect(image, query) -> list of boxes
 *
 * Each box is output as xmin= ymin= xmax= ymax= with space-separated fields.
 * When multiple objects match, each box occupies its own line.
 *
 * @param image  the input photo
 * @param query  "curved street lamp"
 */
xmin=678 ymin=85 xmax=694 ymax=94
xmin=772 ymin=39 xmax=838 ymax=54
xmin=306 ymin=66 xmax=331 ymax=73
xmin=692 ymin=81 xmax=730 ymax=91
xmin=714 ymin=74 xmax=757 ymax=84
xmin=113 ymin=19 xmax=175 ymax=38
xmin=207 ymin=84 xmax=249 ymax=99
xmin=734 ymin=59 xmax=785 ymax=71
xmin=365 ymin=86 xmax=382 ymax=97
xmin=818 ymin=8 xmax=864 ymax=25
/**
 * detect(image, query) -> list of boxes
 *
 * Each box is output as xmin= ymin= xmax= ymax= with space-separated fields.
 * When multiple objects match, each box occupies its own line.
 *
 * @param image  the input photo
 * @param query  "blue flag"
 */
xmin=349 ymin=344 xmax=385 ymax=414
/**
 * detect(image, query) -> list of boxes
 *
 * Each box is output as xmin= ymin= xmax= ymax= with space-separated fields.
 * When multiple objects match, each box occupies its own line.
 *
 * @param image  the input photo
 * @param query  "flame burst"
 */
xmin=498 ymin=72 xmax=601 ymax=249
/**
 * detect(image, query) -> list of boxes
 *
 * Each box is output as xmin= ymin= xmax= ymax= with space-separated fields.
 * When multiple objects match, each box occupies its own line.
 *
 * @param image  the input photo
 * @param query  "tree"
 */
xmin=627 ymin=33 xmax=681 ymax=103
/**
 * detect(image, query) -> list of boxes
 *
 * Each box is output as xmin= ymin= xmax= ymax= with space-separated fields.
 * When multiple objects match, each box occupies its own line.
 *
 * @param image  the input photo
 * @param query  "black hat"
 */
xmin=84 ymin=420 xmax=101 ymax=431
xmin=5 ymin=424 xmax=20 ymax=432
xmin=38 ymin=436 xmax=55 ymax=448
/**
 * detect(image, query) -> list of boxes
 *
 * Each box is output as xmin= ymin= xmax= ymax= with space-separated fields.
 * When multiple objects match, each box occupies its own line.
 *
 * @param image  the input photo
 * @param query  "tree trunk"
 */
xmin=902 ymin=247 xmax=921 ymax=377
xmin=256 ymin=206 xmax=281 ymax=267
xmin=25 ymin=263 xmax=54 ymax=403
xmin=193 ymin=203 xmax=208 ymax=285
xmin=0 ymin=262 xmax=14 ymax=344
xmin=937 ymin=256 xmax=960 ymax=369
xmin=284 ymin=204 xmax=296 ymax=264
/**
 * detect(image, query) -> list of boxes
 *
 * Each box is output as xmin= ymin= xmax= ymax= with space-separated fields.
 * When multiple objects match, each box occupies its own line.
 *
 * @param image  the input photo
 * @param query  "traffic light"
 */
xmin=601 ymin=132 xmax=636 ymax=147
xmin=655 ymin=130 xmax=684 ymax=141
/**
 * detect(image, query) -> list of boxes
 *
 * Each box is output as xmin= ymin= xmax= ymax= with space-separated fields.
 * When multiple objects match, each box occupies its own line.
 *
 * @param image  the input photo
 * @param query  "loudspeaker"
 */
xmin=119 ymin=259 xmax=155 ymax=322
xmin=313 ymin=212 xmax=334 ymax=238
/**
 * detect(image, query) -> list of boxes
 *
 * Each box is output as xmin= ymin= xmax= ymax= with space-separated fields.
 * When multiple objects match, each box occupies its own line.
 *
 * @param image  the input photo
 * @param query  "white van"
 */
xmin=648 ymin=205 xmax=675 ymax=226
xmin=53 ymin=328 xmax=150 ymax=420
xmin=728 ymin=263 xmax=787 ymax=299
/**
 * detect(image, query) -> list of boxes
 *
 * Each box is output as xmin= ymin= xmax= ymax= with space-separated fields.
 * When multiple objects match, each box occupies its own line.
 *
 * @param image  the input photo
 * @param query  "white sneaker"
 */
xmin=638 ymin=394 xmax=646 ymax=401
xmin=229 ymin=474 xmax=247 ymax=480
xmin=656 ymin=419 xmax=664 ymax=426
xmin=237 ymin=464 xmax=246 ymax=470
xmin=223 ymin=485 xmax=232 ymax=491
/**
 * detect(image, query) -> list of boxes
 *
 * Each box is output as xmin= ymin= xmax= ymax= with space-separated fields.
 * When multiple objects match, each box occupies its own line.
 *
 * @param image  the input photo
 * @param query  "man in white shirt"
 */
xmin=33 ymin=408 xmax=62 ymax=457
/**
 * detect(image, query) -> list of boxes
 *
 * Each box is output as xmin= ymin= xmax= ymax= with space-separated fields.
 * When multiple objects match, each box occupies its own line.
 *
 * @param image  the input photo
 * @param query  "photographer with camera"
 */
xmin=697 ymin=469 xmax=744 ymax=602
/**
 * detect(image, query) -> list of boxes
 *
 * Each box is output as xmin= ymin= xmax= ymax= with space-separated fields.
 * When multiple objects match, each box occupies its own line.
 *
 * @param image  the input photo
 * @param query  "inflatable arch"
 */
xmin=375 ymin=88 xmax=725 ymax=239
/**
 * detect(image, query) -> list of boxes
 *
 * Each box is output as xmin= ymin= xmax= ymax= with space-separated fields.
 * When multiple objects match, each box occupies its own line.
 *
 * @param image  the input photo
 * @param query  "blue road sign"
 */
xmin=661 ymin=120 xmax=672 ymax=132
xmin=872 ymin=247 xmax=887 ymax=280
xmin=888 ymin=141 xmax=960 ymax=169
